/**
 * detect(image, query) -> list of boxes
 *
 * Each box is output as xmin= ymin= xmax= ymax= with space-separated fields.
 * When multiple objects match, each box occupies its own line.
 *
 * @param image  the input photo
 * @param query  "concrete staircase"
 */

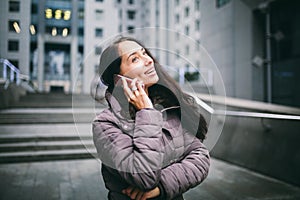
xmin=0 ymin=93 xmax=106 ymax=163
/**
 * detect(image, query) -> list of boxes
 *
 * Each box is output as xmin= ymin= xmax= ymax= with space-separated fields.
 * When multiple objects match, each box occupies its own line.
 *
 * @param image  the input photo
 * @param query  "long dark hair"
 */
xmin=98 ymin=36 xmax=207 ymax=141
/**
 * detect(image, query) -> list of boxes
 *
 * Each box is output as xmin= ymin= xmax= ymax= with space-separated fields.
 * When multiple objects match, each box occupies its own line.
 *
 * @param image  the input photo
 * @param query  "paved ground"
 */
xmin=1 ymin=158 xmax=300 ymax=200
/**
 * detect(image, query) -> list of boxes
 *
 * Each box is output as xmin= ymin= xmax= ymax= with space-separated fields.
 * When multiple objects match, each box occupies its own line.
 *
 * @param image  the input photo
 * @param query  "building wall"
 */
xmin=0 ymin=0 xmax=31 ymax=75
xmin=201 ymin=0 xmax=264 ymax=100
xmin=83 ymin=0 xmax=118 ymax=94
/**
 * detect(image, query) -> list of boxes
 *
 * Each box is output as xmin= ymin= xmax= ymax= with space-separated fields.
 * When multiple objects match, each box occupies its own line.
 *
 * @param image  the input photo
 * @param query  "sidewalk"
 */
xmin=1 ymin=158 xmax=300 ymax=200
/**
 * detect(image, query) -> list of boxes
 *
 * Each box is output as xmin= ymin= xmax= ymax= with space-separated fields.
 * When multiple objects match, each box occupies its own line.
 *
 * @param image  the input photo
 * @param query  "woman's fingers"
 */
xmin=121 ymin=77 xmax=134 ymax=100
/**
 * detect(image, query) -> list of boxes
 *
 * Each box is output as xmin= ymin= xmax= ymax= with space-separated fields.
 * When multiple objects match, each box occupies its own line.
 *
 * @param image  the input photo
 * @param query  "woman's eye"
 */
xmin=132 ymin=57 xmax=138 ymax=63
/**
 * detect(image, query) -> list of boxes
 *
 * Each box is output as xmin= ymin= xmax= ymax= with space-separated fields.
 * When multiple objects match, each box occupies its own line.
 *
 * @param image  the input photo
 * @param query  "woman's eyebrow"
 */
xmin=127 ymin=48 xmax=144 ymax=61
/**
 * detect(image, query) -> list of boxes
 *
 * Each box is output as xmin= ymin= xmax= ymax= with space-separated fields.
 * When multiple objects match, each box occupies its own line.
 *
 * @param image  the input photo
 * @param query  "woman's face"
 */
xmin=118 ymin=40 xmax=159 ymax=87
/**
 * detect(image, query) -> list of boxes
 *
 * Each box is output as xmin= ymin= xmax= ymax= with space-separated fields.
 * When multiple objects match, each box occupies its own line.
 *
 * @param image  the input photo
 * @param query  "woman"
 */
xmin=93 ymin=36 xmax=210 ymax=200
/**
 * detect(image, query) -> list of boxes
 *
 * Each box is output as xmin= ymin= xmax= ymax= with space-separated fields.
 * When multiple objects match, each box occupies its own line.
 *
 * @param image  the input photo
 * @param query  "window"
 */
xmin=95 ymin=46 xmax=102 ymax=55
xmin=175 ymin=14 xmax=180 ymax=23
xmin=185 ymin=7 xmax=189 ymax=17
xmin=31 ymin=3 xmax=38 ymax=14
xmin=9 ymin=1 xmax=20 ymax=12
xmin=185 ymin=25 xmax=189 ymax=36
xmin=95 ymin=0 xmax=104 ymax=2
xmin=127 ymin=10 xmax=136 ymax=20
xmin=216 ymin=0 xmax=230 ymax=8
xmin=78 ymin=28 xmax=84 ymax=36
xmin=175 ymin=0 xmax=180 ymax=6
xmin=10 ymin=60 xmax=19 ymax=68
xmin=8 ymin=20 xmax=20 ymax=33
xmin=8 ymin=40 xmax=19 ymax=51
xmin=95 ymin=28 xmax=103 ymax=37
xmin=78 ymin=8 xmax=84 ymax=19
xmin=127 ymin=26 xmax=135 ymax=34
xmin=185 ymin=45 xmax=189 ymax=55
xmin=195 ymin=20 xmax=200 ymax=31
xmin=128 ymin=0 xmax=134 ymax=4
xmin=195 ymin=0 xmax=200 ymax=11
xmin=95 ymin=10 xmax=103 ymax=20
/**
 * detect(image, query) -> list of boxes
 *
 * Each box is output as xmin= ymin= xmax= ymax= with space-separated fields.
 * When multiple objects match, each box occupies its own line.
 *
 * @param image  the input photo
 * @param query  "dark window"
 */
xmin=95 ymin=0 xmax=103 ymax=2
xmin=127 ymin=10 xmax=136 ymax=20
xmin=9 ymin=1 xmax=20 ymax=12
xmin=78 ymin=8 xmax=84 ymax=19
xmin=185 ymin=7 xmax=189 ymax=17
xmin=128 ymin=0 xmax=134 ymax=5
xmin=10 ymin=60 xmax=19 ymax=68
xmin=195 ymin=20 xmax=200 ymax=31
xmin=175 ymin=14 xmax=180 ymax=23
xmin=78 ymin=28 xmax=84 ymax=36
xmin=95 ymin=28 xmax=103 ymax=37
xmin=216 ymin=0 xmax=230 ymax=8
xmin=8 ymin=40 xmax=19 ymax=51
xmin=95 ymin=46 xmax=102 ymax=55
xmin=31 ymin=3 xmax=38 ymax=14
xmin=195 ymin=0 xmax=200 ymax=11
xmin=127 ymin=26 xmax=135 ymax=34
xmin=185 ymin=25 xmax=189 ymax=36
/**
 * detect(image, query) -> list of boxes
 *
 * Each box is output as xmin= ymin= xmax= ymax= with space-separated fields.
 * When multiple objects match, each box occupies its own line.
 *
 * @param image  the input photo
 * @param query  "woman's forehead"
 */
xmin=118 ymin=40 xmax=142 ymax=56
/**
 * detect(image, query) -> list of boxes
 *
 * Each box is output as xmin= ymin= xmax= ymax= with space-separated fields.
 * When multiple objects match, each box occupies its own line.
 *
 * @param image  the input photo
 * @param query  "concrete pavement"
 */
xmin=1 ymin=158 xmax=300 ymax=200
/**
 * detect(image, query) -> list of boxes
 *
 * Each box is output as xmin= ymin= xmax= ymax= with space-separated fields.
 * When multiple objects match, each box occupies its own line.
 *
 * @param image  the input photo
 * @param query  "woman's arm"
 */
xmin=159 ymin=132 xmax=210 ymax=199
xmin=93 ymin=108 xmax=164 ymax=190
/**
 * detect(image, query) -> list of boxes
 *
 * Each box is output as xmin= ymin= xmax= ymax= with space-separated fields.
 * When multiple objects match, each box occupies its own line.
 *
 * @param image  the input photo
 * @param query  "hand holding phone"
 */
xmin=114 ymin=74 xmax=144 ymax=89
xmin=114 ymin=74 xmax=153 ymax=109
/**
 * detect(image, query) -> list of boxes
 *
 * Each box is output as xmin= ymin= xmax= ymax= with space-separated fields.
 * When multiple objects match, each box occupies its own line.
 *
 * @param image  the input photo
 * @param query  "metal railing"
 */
xmin=0 ymin=58 xmax=33 ymax=90
xmin=189 ymin=92 xmax=300 ymax=121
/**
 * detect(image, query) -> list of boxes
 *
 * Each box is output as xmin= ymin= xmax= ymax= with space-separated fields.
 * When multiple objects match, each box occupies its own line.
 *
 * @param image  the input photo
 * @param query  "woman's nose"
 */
xmin=143 ymin=55 xmax=153 ymax=66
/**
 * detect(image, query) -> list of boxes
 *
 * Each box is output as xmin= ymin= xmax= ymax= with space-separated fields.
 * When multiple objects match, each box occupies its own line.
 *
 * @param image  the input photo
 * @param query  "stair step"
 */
xmin=0 ymin=135 xmax=91 ymax=143
xmin=0 ymin=148 xmax=98 ymax=163
xmin=0 ymin=108 xmax=104 ymax=124
xmin=0 ymin=140 xmax=95 ymax=152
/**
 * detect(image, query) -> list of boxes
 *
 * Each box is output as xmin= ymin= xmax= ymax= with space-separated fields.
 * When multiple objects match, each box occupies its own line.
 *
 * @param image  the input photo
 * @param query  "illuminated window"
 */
xmin=55 ymin=9 xmax=62 ymax=19
xmin=30 ymin=25 xmax=36 ymax=35
xmin=8 ymin=20 xmax=20 ymax=33
xmin=45 ymin=8 xmax=52 ymax=19
xmin=64 ymin=10 xmax=71 ymax=20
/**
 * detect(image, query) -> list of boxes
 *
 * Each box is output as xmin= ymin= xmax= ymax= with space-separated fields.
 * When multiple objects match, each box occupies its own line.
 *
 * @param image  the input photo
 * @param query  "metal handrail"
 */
xmin=1 ymin=58 xmax=20 ymax=89
xmin=0 ymin=58 xmax=31 ymax=90
xmin=188 ymin=92 xmax=300 ymax=121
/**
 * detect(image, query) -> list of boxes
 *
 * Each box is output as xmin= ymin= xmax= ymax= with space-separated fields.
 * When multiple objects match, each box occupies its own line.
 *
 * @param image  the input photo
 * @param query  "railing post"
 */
xmin=3 ymin=61 xmax=7 ymax=80
xmin=10 ymin=68 xmax=15 ymax=82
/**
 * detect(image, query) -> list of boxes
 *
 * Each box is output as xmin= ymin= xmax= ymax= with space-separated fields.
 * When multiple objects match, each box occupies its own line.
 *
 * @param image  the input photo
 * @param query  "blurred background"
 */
xmin=1 ymin=0 xmax=300 ymax=199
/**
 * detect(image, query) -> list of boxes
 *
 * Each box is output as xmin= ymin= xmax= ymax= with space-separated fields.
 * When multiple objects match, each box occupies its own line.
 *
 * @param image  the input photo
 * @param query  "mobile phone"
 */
xmin=114 ymin=74 xmax=144 ymax=88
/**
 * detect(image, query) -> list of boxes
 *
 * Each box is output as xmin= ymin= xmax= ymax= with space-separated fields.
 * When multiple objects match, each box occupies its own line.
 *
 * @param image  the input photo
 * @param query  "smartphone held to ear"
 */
xmin=114 ymin=74 xmax=144 ymax=89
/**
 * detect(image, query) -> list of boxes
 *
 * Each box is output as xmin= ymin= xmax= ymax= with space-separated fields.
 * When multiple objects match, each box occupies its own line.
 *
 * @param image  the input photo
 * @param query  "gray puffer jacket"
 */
xmin=93 ymin=92 xmax=210 ymax=200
